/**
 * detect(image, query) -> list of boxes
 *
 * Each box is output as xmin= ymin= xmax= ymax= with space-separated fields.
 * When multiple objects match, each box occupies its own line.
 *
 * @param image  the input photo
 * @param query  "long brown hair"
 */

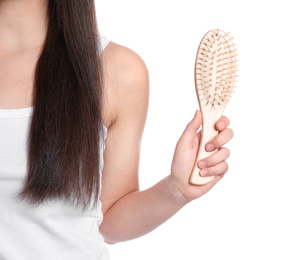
xmin=20 ymin=0 xmax=104 ymax=209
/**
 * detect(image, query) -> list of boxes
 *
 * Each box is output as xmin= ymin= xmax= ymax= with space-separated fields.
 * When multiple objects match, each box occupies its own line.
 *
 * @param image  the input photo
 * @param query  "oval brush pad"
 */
xmin=189 ymin=29 xmax=237 ymax=185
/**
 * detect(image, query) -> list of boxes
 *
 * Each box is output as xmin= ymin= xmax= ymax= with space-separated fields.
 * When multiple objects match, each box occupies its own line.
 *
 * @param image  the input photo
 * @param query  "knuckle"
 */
xmin=223 ymin=162 xmax=229 ymax=173
xmin=227 ymin=128 xmax=234 ymax=138
xmin=223 ymin=147 xmax=230 ymax=157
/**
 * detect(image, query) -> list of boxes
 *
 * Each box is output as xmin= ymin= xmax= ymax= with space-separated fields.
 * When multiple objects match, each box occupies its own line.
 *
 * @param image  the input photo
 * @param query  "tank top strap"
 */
xmin=100 ymin=35 xmax=111 ymax=51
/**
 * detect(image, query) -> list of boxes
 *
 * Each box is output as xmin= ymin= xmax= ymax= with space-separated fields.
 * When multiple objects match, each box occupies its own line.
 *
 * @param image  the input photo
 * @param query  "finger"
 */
xmin=215 ymin=115 xmax=230 ymax=131
xmin=179 ymin=110 xmax=202 ymax=145
xmin=205 ymin=128 xmax=234 ymax=152
xmin=198 ymin=147 xmax=230 ymax=169
xmin=199 ymin=161 xmax=229 ymax=177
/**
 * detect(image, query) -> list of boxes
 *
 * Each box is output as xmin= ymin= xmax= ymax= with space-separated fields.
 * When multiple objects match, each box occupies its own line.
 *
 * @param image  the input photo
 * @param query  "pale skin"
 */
xmin=0 ymin=0 xmax=234 ymax=245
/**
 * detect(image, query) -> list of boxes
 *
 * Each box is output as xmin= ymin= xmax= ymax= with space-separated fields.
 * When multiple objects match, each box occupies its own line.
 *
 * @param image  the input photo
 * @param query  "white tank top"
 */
xmin=0 ymin=36 xmax=110 ymax=260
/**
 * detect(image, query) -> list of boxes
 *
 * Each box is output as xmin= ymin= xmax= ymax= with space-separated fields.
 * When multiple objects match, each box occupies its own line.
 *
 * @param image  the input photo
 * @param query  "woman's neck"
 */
xmin=0 ymin=0 xmax=48 ymax=52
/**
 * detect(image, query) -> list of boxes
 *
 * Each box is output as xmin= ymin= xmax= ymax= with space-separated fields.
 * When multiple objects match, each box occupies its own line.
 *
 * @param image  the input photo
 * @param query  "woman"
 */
xmin=0 ymin=0 xmax=233 ymax=259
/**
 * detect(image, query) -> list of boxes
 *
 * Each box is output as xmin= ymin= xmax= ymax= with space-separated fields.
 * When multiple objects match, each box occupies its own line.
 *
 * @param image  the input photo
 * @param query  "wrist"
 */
xmin=163 ymin=176 xmax=191 ymax=207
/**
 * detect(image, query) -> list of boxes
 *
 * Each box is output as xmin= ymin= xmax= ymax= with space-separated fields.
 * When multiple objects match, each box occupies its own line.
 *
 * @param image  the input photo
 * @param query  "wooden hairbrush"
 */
xmin=189 ymin=29 xmax=237 ymax=185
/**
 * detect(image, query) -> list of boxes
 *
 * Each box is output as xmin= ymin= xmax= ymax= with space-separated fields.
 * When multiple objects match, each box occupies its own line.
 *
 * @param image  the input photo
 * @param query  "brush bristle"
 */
xmin=195 ymin=29 xmax=237 ymax=108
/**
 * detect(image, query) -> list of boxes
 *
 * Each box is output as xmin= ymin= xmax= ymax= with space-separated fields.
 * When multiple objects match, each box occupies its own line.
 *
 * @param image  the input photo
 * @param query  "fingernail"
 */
xmin=200 ymin=170 xmax=208 ymax=176
xmin=194 ymin=110 xmax=199 ymax=118
xmin=206 ymin=143 xmax=214 ymax=152
xmin=198 ymin=161 xmax=207 ymax=168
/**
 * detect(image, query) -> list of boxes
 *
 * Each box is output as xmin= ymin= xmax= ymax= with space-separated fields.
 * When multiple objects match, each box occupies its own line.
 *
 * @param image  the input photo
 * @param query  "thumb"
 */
xmin=179 ymin=110 xmax=202 ymax=145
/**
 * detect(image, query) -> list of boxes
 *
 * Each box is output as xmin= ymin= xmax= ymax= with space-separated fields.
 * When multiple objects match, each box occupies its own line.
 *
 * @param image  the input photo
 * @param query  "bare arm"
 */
xmin=100 ymin=42 xmax=233 ymax=244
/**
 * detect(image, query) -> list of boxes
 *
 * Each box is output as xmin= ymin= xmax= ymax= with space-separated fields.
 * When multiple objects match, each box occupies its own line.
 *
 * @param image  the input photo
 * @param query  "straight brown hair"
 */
xmin=20 ymin=0 xmax=104 ymax=209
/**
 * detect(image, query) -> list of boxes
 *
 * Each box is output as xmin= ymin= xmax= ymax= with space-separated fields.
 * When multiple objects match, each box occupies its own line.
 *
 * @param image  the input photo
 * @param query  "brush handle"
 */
xmin=189 ymin=108 xmax=223 ymax=185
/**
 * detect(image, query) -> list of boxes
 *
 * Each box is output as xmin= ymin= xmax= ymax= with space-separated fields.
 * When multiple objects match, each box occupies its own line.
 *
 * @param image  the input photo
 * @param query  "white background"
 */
xmin=96 ymin=1 xmax=295 ymax=259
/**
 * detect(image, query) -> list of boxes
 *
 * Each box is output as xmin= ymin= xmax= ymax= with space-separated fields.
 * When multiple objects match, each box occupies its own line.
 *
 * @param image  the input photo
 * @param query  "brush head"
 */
xmin=195 ymin=29 xmax=237 ymax=109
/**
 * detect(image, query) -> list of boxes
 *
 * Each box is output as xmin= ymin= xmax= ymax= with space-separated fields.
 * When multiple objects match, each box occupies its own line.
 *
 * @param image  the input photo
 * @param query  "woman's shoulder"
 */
xmin=102 ymin=40 xmax=148 ymax=82
xmin=101 ymin=40 xmax=149 ymax=128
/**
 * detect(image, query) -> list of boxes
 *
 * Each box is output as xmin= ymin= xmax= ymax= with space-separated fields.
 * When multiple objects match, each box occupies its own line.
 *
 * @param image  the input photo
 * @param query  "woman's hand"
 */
xmin=169 ymin=110 xmax=234 ymax=203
